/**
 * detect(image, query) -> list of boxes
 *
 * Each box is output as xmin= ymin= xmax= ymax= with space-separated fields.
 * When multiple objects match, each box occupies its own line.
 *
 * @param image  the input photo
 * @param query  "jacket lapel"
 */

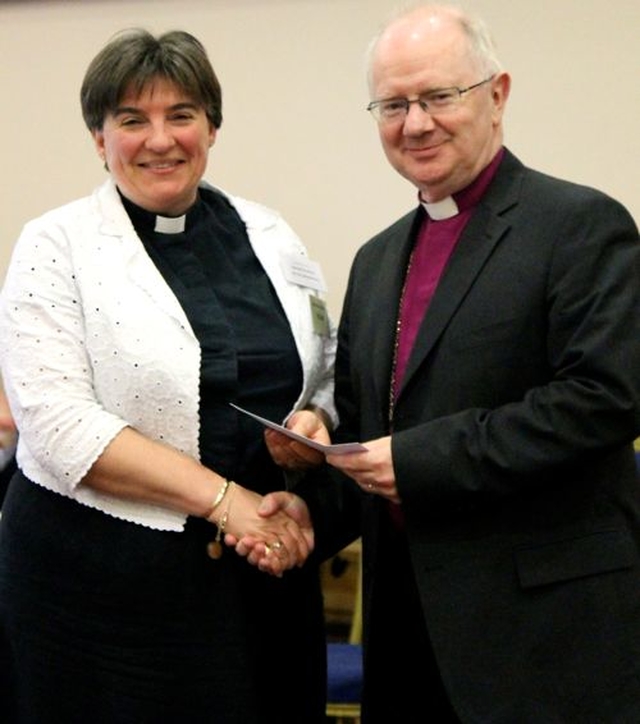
xmin=94 ymin=179 xmax=196 ymax=327
xmin=368 ymin=211 xmax=422 ymax=425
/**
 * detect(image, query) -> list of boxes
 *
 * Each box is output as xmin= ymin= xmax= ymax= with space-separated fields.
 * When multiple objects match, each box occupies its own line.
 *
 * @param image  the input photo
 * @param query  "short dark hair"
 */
xmin=80 ymin=29 xmax=223 ymax=131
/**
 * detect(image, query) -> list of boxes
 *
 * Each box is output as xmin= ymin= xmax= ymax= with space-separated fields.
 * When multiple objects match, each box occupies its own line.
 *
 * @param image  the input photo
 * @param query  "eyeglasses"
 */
xmin=366 ymin=75 xmax=495 ymax=124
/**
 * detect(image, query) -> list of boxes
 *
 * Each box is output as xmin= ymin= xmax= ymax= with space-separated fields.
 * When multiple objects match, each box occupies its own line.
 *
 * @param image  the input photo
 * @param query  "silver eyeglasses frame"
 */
xmin=366 ymin=75 xmax=495 ymax=123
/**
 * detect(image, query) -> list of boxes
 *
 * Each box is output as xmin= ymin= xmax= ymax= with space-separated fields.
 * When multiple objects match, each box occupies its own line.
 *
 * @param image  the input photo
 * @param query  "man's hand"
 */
xmin=327 ymin=436 xmax=400 ymax=503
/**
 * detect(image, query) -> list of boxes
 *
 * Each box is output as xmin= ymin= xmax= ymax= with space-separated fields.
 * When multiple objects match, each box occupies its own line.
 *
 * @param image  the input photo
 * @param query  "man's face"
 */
xmin=370 ymin=16 xmax=509 ymax=202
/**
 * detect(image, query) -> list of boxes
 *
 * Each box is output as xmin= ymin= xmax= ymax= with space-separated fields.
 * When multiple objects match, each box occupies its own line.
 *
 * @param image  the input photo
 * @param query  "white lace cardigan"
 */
xmin=0 ymin=179 xmax=337 ymax=530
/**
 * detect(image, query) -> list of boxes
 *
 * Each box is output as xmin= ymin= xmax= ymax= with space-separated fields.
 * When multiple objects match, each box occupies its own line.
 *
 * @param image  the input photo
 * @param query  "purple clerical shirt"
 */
xmin=388 ymin=148 xmax=505 ymax=526
xmin=392 ymin=148 xmax=505 ymax=402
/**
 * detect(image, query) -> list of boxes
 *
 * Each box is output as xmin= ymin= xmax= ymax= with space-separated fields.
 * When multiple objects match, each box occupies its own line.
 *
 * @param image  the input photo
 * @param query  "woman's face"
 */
xmin=92 ymin=78 xmax=216 ymax=216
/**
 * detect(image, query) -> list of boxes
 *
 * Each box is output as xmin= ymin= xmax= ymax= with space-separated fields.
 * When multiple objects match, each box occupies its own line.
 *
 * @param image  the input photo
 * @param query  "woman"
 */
xmin=0 ymin=29 xmax=335 ymax=723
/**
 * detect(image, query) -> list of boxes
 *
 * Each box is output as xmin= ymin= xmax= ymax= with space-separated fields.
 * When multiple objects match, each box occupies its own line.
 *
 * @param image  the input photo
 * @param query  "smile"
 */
xmin=139 ymin=160 xmax=184 ymax=170
xmin=404 ymin=140 xmax=447 ymax=157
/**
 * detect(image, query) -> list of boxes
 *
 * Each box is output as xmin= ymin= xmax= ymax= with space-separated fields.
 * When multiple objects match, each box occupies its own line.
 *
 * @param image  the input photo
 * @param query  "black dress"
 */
xmin=0 ymin=189 xmax=327 ymax=724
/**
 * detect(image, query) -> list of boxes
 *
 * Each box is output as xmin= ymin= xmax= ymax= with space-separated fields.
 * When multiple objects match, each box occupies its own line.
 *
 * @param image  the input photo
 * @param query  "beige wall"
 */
xmin=1 ymin=0 xmax=639 ymax=318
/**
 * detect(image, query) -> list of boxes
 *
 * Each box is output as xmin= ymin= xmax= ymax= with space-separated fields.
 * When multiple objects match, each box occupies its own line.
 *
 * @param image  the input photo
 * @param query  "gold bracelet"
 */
xmin=207 ymin=482 xmax=235 ymax=560
xmin=204 ymin=479 xmax=231 ymax=523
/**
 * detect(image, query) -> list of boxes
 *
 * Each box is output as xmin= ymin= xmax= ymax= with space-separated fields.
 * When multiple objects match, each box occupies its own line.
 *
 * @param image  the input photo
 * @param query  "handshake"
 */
xmin=217 ymin=407 xmax=396 ymax=577
xmin=210 ymin=408 xmax=329 ymax=578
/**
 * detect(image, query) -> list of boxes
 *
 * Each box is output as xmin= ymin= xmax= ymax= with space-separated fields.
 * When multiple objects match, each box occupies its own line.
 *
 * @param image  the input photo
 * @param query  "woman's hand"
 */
xmin=218 ymin=487 xmax=314 ymax=577
xmin=264 ymin=409 xmax=330 ymax=470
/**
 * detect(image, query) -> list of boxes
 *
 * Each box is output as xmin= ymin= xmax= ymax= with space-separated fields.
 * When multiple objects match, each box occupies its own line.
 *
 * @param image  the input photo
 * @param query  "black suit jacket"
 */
xmin=305 ymin=149 xmax=640 ymax=721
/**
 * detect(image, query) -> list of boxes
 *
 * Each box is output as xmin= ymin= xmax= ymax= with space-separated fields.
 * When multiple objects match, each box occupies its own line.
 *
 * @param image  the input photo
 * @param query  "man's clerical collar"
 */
xmin=419 ymin=147 xmax=506 ymax=220
xmin=421 ymin=196 xmax=459 ymax=220
xmin=154 ymin=214 xmax=186 ymax=234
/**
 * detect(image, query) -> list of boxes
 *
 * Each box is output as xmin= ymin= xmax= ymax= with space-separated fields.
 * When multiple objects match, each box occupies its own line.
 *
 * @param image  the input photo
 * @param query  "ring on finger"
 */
xmin=266 ymin=538 xmax=285 ymax=556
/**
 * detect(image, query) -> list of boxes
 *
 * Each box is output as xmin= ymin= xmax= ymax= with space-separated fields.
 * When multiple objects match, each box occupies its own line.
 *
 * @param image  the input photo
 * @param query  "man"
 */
xmin=244 ymin=4 xmax=640 ymax=722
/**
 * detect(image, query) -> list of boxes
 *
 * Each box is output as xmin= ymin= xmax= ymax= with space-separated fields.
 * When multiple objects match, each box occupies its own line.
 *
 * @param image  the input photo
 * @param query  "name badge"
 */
xmin=309 ymin=295 xmax=330 ymax=336
xmin=282 ymin=254 xmax=327 ymax=293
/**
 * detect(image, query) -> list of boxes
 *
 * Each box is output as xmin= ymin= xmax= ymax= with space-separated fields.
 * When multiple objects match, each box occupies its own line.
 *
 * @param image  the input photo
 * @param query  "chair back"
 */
xmin=325 ymin=540 xmax=363 ymax=723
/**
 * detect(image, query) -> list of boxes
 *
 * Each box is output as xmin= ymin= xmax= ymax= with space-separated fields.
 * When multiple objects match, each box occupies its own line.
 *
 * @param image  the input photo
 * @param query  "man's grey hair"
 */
xmin=365 ymin=3 xmax=503 ymax=94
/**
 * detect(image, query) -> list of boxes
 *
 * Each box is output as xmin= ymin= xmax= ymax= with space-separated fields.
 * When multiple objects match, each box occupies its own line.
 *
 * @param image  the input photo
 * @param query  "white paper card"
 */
xmin=230 ymin=403 xmax=366 ymax=455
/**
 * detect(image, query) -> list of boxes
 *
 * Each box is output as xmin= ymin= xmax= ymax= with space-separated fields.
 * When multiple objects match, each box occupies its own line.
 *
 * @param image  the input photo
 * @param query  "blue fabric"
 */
xmin=327 ymin=643 xmax=363 ymax=703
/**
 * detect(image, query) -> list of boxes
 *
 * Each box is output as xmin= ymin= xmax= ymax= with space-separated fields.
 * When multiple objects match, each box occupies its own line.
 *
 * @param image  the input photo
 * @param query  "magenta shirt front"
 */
xmin=392 ymin=149 xmax=505 ymax=401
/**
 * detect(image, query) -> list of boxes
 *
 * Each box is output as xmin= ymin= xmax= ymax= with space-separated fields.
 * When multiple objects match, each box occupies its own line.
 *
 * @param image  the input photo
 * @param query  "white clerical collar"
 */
xmin=420 ymin=195 xmax=459 ymax=220
xmin=154 ymin=214 xmax=186 ymax=234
